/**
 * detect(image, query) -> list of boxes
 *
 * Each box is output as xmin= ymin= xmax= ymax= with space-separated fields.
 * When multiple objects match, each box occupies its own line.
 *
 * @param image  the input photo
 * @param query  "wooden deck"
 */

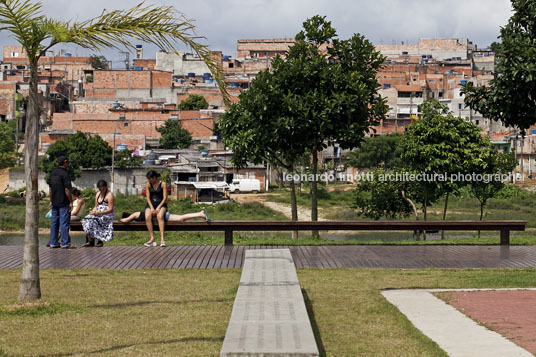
xmin=2 ymin=245 xmax=536 ymax=269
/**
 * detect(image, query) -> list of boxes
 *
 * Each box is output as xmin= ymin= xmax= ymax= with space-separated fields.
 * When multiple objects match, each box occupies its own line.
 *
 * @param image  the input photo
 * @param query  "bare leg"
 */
xmin=120 ymin=212 xmax=140 ymax=223
xmin=157 ymin=207 xmax=166 ymax=245
xmin=167 ymin=210 xmax=207 ymax=222
xmin=145 ymin=208 xmax=155 ymax=244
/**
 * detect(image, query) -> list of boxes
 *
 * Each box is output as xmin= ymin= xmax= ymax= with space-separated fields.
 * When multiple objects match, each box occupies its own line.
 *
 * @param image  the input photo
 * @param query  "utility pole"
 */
xmin=120 ymin=51 xmax=130 ymax=70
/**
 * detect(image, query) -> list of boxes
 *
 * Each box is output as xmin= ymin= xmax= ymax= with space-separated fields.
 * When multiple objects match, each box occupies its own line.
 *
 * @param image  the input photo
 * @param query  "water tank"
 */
xmin=144 ymin=160 xmax=155 ymax=166
xmin=383 ymin=83 xmax=391 ymax=88
xmin=223 ymin=55 xmax=230 ymax=60
xmin=135 ymin=66 xmax=143 ymax=71
xmin=229 ymin=82 xmax=239 ymax=87
xmin=135 ymin=45 xmax=143 ymax=49
xmin=427 ymin=55 xmax=432 ymax=58
xmin=402 ymin=51 xmax=409 ymax=55
xmin=113 ymin=102 xmax=120 ymax=108
xmin=117 ymin=145 xmax=127 ymax=151
xmin=148 ymin=153 xmax=158 ymax=160
xmin=201 ymin=150 xmax=209 ymax=156
xmin=423 ymin=59 xmax=428 ymax=63
xmin=65 ymin=53 xmax=72 ymax=57
xmin=460 ymin=80 xmax=467 ymax=85
xmin=187 ymin=72 xmax=196 ymax=78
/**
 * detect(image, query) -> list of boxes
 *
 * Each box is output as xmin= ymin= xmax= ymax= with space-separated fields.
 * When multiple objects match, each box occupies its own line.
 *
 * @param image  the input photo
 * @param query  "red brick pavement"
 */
xmin=441 ymin=290 xmax=536 ymax=354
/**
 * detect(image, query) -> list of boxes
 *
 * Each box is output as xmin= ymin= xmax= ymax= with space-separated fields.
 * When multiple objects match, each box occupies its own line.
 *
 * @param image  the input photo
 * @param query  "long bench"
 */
xmin=70 ymin=220 xmax=526 ymax=246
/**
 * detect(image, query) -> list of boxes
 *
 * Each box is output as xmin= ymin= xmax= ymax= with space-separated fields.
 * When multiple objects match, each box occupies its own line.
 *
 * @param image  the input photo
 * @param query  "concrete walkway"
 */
xmin=221 ymin=249 xmax=319 ymax=356
xmin=382 ymin=289 xmax=535 ymax=357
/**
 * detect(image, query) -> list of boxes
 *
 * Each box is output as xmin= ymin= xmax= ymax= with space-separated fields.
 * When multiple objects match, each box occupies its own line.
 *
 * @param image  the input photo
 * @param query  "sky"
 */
xmin=0 ymin=0 xmax=514 ymax=68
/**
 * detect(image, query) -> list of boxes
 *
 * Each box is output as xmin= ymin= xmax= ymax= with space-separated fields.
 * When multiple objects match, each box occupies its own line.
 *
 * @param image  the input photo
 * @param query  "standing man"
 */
xmin=48 ymin=155 xmax=75 ymax=249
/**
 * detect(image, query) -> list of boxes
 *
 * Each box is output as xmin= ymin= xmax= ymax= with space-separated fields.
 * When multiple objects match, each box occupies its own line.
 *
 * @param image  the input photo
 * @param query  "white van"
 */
xmin=229 ymin=179 xmax=261 ymax=194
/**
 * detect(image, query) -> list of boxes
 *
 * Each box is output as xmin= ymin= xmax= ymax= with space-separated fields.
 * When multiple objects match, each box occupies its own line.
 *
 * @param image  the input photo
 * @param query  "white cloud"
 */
xmin=0 ymin=0 xmax=513 ymax=64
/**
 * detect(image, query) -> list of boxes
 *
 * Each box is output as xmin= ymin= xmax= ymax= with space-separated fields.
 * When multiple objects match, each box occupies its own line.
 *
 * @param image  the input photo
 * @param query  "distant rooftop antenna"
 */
xmin=120 ymin=51 xmax=130 ymax=70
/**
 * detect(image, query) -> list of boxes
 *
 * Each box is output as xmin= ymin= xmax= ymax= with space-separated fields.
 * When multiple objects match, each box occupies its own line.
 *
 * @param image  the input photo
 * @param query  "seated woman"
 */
xmin=144 ymin=170 xmax=168 ymax=247
xmin=70 ymin=188 xmax=85 ymax=221
xmin=81 ymin=180 xmax=115 ymax=247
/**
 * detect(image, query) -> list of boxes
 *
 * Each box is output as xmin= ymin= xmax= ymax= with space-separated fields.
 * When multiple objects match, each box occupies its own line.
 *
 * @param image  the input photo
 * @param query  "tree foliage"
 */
xmin=40 ymin=131 xmax=112 ymax=181
xmin=178 ymin=94 xmax=208 ymax=110
xmin=353 ymin=169 xmax=413 ymax=220
xmin=399 ymin=100 xmax=488 ymax=219
xmin=0 ymin=121 xmax=17 ymax=169
xmin=470 ymin=148 xmax=517 ymax=220
xmin=461 ymin=0 xmax=536 ymax=133
xmin=156 ymin=119 xmax=192 ymax=149
xmin=113 ymin=149 xmax=143 ymax=169
xmin=345 ymin=133 xmax=403 ymax=169
xmin=217 ymin=15 xmax=388 ymax=223
xmin=89 ymin=54 xmax=109 ymax=70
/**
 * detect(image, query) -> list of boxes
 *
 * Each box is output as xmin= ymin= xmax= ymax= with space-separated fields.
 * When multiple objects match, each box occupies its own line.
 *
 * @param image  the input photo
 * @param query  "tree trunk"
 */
xmin=289 ymin=178 xmax=298 ymax=239
xmin=311 ymin=147 xmax=319 ymax=238
xmin=19 ymin=58 xmax=41 ymax=301
xmin=441 ymin=192 xmax=449 ymax=240
xmin=423 ymin=191 xmax=428 ymax=241
xmin=402 ymin=189 xmax=421 ymax=241
xmin=478 ymin=201 xmax=485 ymax=238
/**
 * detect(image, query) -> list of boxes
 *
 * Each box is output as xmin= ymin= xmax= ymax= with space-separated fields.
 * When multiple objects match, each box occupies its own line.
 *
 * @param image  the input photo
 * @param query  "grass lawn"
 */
xmin=0 ymin=268 xmax=535 ymax=356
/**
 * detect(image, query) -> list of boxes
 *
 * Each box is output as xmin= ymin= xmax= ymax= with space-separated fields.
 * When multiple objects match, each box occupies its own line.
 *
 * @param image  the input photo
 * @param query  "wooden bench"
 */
xmin=70 ymin=220 xmax=526 ymax=246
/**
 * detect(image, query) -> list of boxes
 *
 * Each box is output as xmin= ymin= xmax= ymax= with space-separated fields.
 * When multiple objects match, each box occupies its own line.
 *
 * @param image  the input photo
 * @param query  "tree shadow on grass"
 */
xmin=87 ymin=298 xmax=232 ymax=309
xmin=43 ymin=336 xmax=225 ymax=356
xmin=302 ymin=288 xmax=327 ymax=357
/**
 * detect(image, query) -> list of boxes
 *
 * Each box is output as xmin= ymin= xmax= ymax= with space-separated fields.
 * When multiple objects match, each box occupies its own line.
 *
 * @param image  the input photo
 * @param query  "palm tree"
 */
xmin=0 ymin=0 xmax=227 ymax=301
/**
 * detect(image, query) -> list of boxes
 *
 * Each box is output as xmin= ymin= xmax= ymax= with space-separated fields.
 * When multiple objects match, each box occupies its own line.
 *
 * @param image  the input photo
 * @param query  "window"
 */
xmin=458 ymin=103 xmax=463 ymax=110
xmin=438 ymin=92 xmax=443 ymax=98
xmin=475 ymin=120 xmax=479 ymax=125
xmin=429 ymin=80 xmax=435 ymax=84
xmin=228 ymin=63 xmax=234 ymax=68
xmin=10 ymin=52 xmax=19 ymax=57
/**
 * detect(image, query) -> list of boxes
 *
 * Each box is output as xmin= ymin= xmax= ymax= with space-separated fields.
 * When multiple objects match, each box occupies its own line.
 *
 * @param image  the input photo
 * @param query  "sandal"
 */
xmin=95 ymin=240 xmax=103 ymax=247
xmin=203 ymin=207 xmax=211 ymax=222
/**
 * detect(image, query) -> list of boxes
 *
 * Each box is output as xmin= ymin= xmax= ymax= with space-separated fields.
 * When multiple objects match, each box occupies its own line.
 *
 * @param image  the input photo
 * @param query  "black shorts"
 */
xmin=136 ymin=211 xmax=170 ymax=222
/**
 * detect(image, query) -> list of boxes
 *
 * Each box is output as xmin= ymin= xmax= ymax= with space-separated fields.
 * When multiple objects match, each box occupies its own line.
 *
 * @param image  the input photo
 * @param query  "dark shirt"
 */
xmin=49 ymin=167 xmax=72 ymax=206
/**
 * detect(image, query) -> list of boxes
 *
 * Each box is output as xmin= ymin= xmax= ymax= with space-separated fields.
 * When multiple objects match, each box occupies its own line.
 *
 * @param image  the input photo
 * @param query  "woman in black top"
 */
xmin=144 ymin=170 xmax=168 ymax=247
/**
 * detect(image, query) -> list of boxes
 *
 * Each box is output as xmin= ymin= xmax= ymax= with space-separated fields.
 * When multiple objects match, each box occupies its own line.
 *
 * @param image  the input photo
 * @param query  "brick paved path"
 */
xmin=1 ymin=245 xmax=536 ymax=269
xmin=440 ymin=290 xmax=536 ymax=354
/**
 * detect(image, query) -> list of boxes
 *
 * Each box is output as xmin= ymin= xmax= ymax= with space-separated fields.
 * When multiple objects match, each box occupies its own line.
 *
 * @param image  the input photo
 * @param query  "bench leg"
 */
xmin=500 ymin=229 xmax=510 ymax=245
xmin=225 ymin=228 xmax=233 ymax=246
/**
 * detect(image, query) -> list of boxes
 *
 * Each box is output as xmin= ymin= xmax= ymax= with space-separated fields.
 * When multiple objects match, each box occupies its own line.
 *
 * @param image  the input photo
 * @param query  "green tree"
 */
xmin=462 ymin=0 xmax=536 ymax=133
xmin=156 ymin=119 xmax=192 ymax=149
xmin=353 ymin=169 xmax=413 ymax=220
xmin=178 ymin=94 xmax=208 ymax=110
xmin=0 ymin=0 xmax=224 ymax=301
xmin=113 ymin=149 xmax=143 ymax=169
xmin=216 ymin=59 xmax=313 ymax=228
xmin=345 ymin=133 xmax=403 ymax=169
xmin=89 ymin=54 xmax=109 ymax=70
xmin=0 ymin=121 xmax=17 ymax=168
xmin=40 ymin=131 xmax=113 ymax=181
xmin=399 ymin=100 xmax=487 ymax=222
xmin=470 ymin=148 xmax=517 ymax=221
xmin=219 ymin=15 xmax=388 ymax=230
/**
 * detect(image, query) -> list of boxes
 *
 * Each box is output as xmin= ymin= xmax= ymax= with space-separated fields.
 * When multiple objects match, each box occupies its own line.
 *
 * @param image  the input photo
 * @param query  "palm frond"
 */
xmin=0 ymin=0 xmax=44 ymax=57
xmin=64 ymin=2 xmax=229 ymax=103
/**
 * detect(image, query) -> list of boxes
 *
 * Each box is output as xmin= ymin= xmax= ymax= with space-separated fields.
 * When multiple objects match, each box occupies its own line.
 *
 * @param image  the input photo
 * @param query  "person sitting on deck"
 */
xmin=119 ymin=208 xmax=210 ymax=247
